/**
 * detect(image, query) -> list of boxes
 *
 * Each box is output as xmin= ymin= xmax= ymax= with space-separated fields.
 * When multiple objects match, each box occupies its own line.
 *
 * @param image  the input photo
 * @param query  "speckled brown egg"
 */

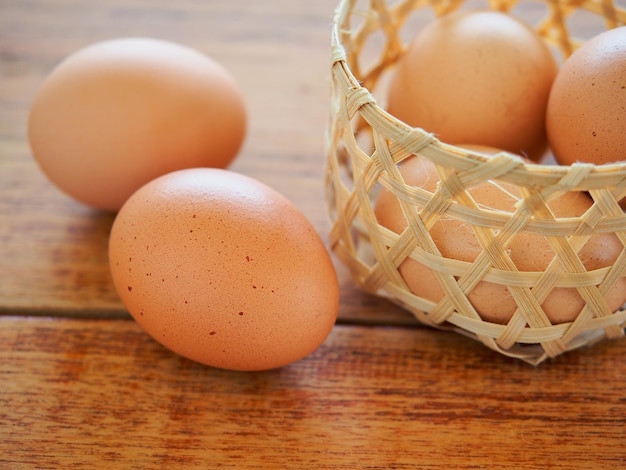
xmin=108 ymin=168 xmax=339 ymax=371
xmin=375 ymin=155 xmax=626 ymax=324
xmin=546 ymin=26 xmax=626 ymax=165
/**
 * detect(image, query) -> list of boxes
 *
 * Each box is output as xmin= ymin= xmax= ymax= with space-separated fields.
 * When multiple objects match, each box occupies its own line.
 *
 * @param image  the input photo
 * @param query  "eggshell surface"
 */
xmin=28 ymin=37 xmax=247 ymax=211
xmin=375 ymin=156 xmax=626 ymax=324
xmin=546 ymin=26 xmax=626 ymax=165
xmin=108 ymin=168 xmax=339 ymax=371
xmin=388 ymin=10 xmax=558 ymax=161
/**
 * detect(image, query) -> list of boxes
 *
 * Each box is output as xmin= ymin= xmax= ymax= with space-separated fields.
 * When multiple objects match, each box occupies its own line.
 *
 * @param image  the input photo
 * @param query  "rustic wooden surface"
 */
xmin=2 ymin=316 xmax=626 ymax=470
xmin=1 ymin=0 xmax=625 ymax=468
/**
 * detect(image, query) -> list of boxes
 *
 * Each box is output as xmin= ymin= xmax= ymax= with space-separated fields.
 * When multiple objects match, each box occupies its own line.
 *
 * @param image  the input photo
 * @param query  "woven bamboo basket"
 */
xmin=325 ymin=0 xmax=626 ymax=364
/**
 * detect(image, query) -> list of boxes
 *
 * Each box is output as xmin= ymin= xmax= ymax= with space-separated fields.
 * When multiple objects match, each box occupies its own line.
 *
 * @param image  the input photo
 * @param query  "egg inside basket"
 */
xmin=325 ymin=0 xmax=626 ymax=364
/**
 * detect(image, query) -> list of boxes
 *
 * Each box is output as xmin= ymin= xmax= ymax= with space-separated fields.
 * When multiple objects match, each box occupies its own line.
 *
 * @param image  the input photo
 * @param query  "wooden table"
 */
xmin=1 ymin=1 xmax=625 ymax=468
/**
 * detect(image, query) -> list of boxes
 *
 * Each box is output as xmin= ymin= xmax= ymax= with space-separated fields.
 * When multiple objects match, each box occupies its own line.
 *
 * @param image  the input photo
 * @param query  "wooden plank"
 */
xmin=1 ymin=316 xmax=625 ymax=469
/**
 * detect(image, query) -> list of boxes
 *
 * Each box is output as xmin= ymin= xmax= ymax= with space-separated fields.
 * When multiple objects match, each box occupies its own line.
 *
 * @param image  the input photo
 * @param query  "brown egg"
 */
xmin=375 ymin=155 xmax=626 ymax=324
xmin=546 ymin=26 xmax=626 ymax=165
xmin=109 ymin=168 xmax=339 ymax=371
xmin=28 ymin=37 xmax=247 ymax=211
xmin=388 ymin=10 xmax=558 ymax=161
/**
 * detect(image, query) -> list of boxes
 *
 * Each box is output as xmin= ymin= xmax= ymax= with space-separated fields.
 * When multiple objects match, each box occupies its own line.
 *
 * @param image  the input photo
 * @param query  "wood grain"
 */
xmin=1 ymin=316 xmax=625 ymax=469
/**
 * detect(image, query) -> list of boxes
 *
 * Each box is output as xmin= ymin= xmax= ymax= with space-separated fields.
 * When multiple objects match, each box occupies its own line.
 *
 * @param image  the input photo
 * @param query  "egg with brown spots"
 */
xmin=546 ymin=26 xmax=626 ymax=166
xmin=108 ymin=168 xmax=339 ymax=371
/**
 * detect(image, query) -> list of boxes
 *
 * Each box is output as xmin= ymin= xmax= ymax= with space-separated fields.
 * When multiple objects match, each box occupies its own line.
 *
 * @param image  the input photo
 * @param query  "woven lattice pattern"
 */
xmin=325 ymin=0 xmax=626 ymax=364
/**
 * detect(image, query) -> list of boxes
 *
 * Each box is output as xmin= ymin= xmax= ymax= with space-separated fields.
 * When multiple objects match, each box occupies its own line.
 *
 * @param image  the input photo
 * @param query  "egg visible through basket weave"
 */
xmin=374 ymin=155 xmax=626 ymax=325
